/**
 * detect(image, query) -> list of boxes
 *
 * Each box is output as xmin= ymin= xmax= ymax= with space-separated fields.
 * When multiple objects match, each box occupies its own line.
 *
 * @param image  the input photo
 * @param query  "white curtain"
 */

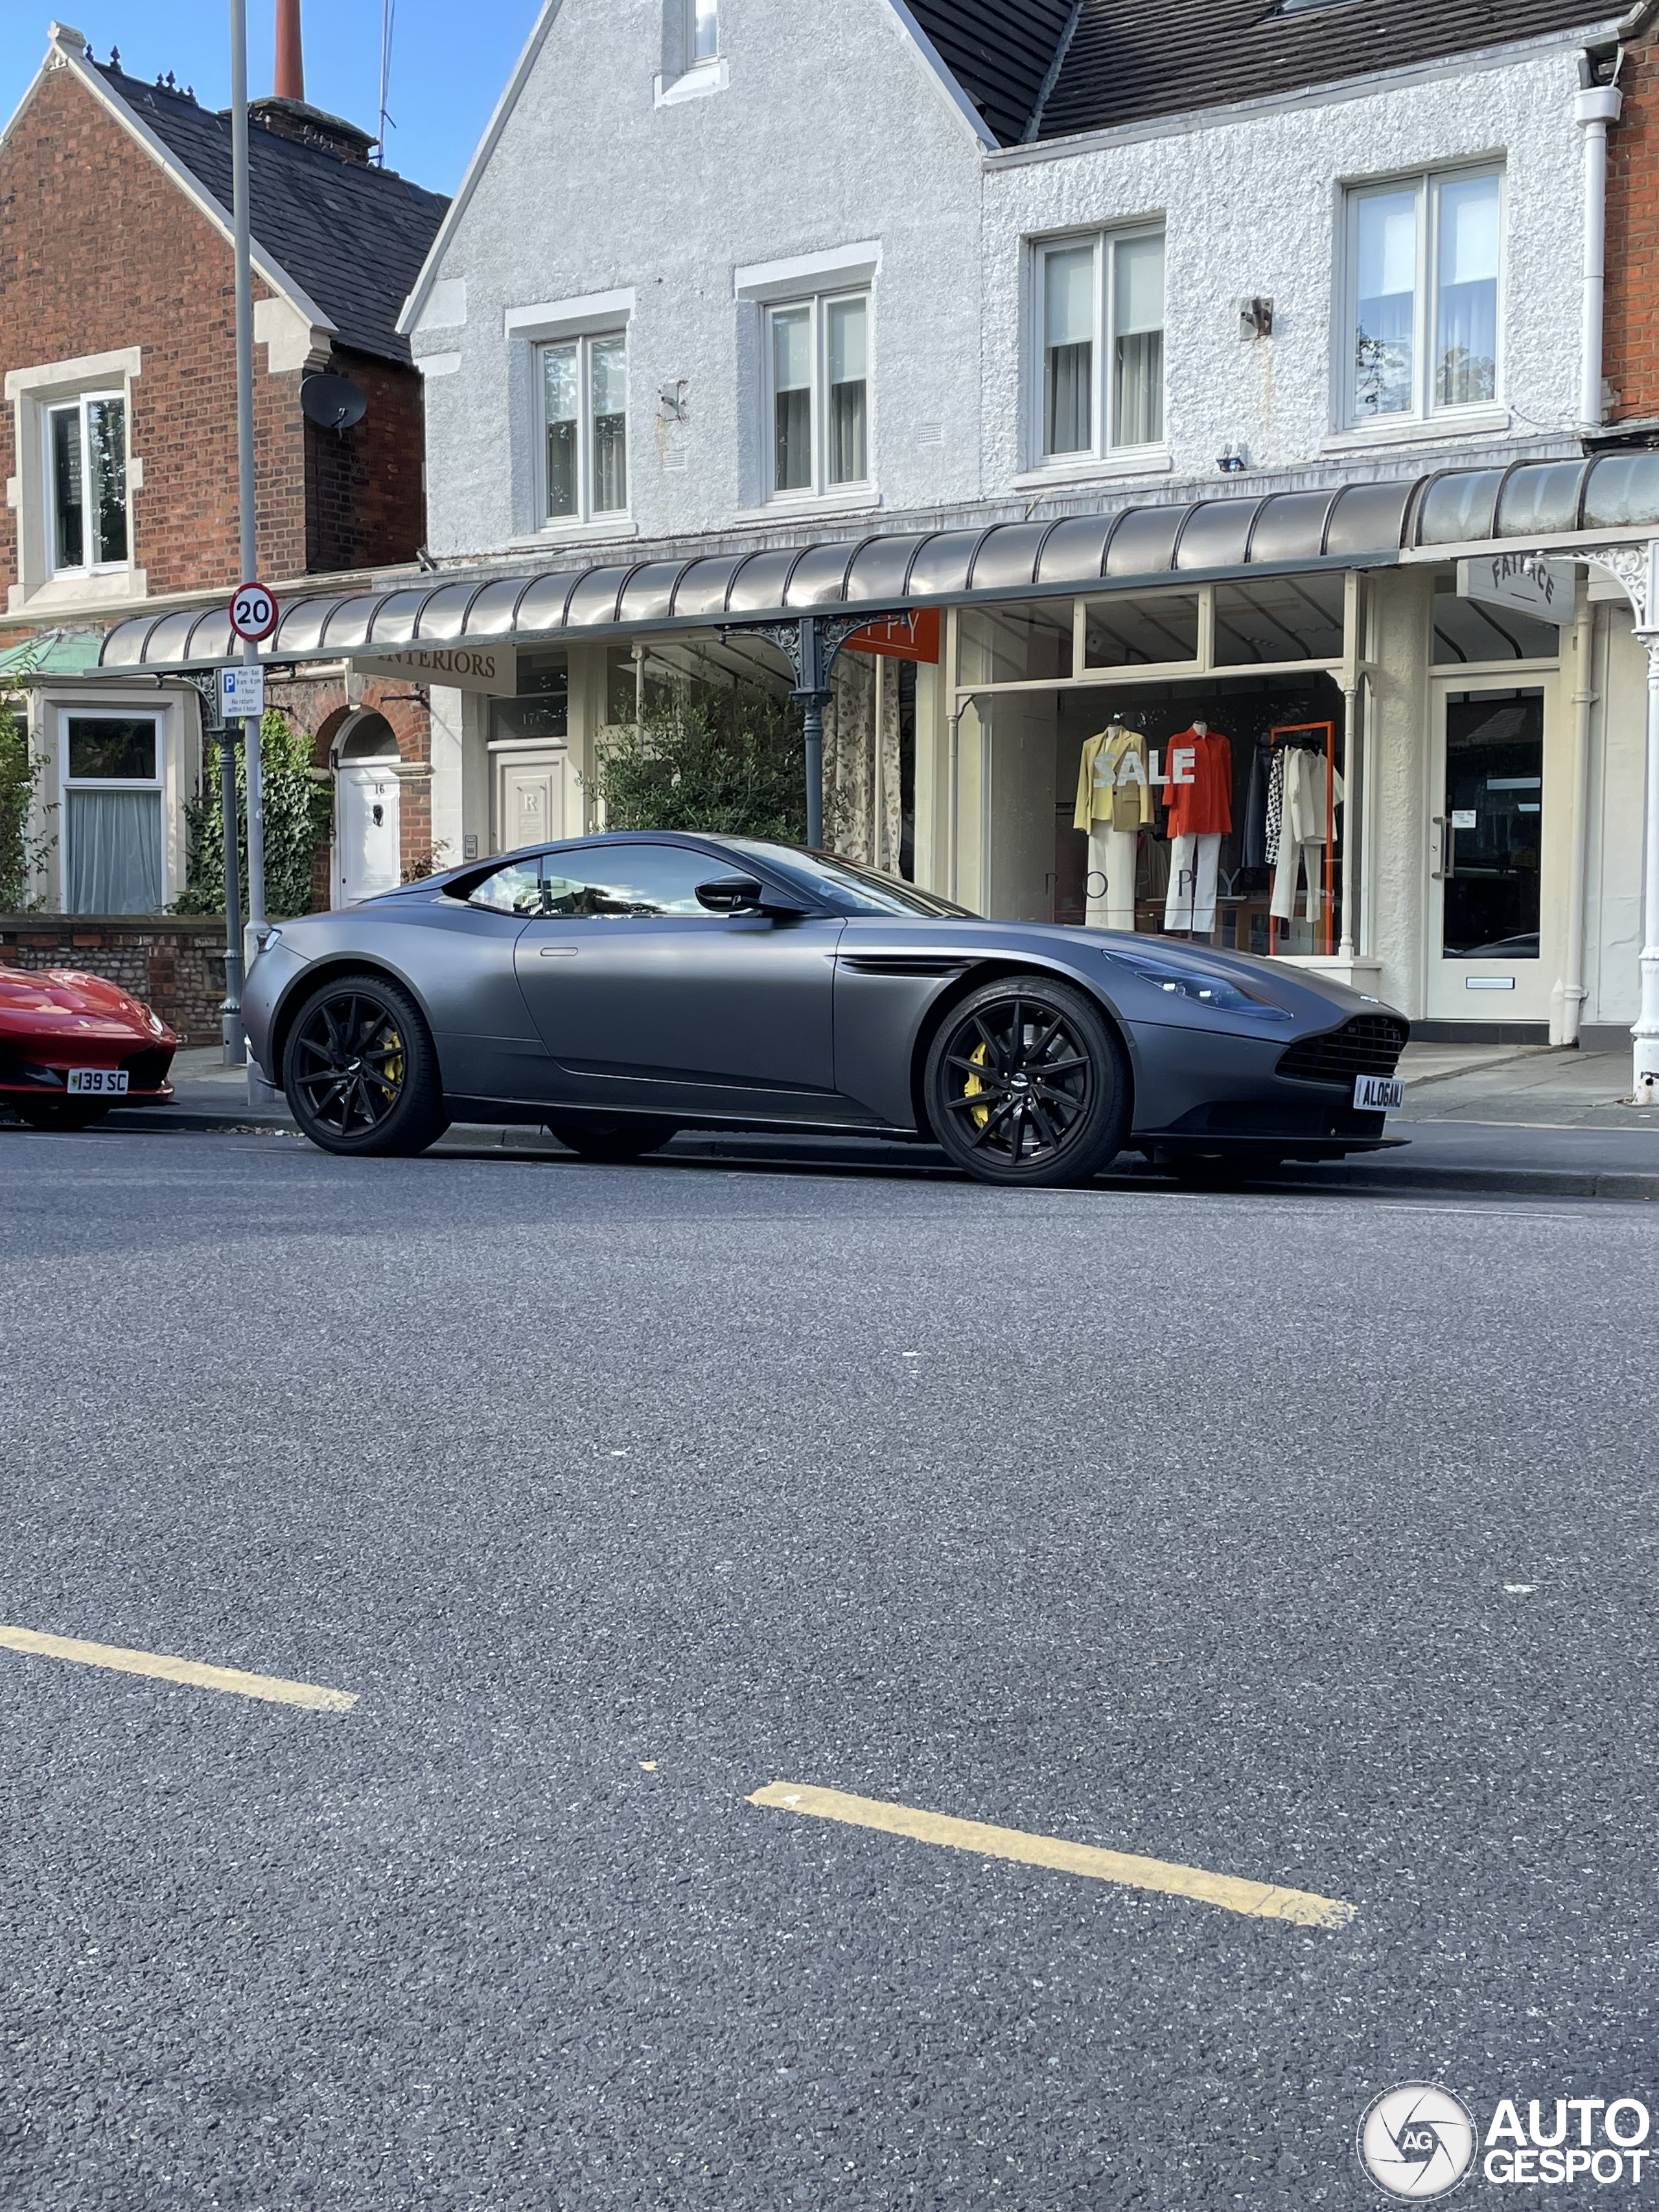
xmin=66 ymin=789 xmax=162 ymax=914
xmin=822 ymin=653 xmax=901 ymax=871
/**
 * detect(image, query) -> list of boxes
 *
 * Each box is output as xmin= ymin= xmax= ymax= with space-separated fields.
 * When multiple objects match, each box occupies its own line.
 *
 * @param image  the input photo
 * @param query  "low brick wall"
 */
xmin=0 ymin=916 xmax=228 ymax=1045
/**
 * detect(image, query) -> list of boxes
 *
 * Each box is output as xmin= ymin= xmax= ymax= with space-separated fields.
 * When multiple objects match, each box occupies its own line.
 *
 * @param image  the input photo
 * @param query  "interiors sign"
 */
xmin=1457 ymin=553 xmax=1573 ymax=621
xmin=354 ymin=647 xmax=515 ymax=695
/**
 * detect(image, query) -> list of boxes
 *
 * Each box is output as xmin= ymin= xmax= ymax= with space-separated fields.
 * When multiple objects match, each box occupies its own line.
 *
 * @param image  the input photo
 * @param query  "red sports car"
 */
xmin=0 ymin=968 xmax=177 ymax=1130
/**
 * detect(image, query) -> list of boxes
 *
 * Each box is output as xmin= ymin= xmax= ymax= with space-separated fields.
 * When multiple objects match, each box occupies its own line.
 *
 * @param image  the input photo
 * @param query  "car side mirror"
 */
xmin=695 ymin=876 xmax=765 ymax=913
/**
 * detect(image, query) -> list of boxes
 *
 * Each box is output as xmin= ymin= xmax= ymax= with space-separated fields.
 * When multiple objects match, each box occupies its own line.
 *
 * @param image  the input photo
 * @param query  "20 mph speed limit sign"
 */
xmin=229 ymin=582 xmax=279 ymax=640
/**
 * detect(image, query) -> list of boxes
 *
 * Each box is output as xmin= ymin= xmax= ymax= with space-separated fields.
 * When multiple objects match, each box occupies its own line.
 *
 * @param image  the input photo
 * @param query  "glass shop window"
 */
xmin=1432 ymin=591 xmax=1559 ymax=665
xmin=1212 ymin=576 xmax=1346 ymax=665
xmin=489 ymin=651 xmax=568 ymax=744
xmin=959 ymin=602 xmax=1074 ymax=686
xmin=1082 ymin=590 xmax=1200 ymax=669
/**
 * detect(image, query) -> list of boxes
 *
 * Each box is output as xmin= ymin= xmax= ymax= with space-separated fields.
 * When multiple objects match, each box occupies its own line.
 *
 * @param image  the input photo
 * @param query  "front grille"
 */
xmin=1275 ymin=1013 xmax=1409 ymax=1087
xmin=120 ymin=1047 xmax=172 ymax=1089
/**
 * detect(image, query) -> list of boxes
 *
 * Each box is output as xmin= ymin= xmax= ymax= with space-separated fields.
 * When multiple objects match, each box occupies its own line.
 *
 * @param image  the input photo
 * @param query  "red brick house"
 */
xmin=0 ymin=18 xmax=448 ymax=945
xmin=1604 ymin=30 xmax=1659 ymax=436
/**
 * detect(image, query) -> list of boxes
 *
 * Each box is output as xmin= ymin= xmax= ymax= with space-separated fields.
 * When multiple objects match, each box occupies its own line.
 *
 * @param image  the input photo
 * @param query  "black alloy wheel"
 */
xmin=14 ymin=1099 xmax=110 ymax=1132
xmin=923 ymin=977 xmax=1131 ymax=1187
xmin=546 ymin=1120 xmax=679 ymax=1163
xmin=282 ymin=973 xmax=448 ymax=1157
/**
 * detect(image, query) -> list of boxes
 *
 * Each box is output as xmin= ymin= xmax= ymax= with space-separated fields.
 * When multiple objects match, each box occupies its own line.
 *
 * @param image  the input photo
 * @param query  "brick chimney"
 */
xmin=275 ymin=0 xmax=304 ymax=102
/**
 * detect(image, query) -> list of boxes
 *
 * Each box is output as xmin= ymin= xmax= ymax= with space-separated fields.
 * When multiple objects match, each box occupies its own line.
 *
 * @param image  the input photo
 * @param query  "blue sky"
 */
xmin=1 ymin=2 xmax=544 ymax=195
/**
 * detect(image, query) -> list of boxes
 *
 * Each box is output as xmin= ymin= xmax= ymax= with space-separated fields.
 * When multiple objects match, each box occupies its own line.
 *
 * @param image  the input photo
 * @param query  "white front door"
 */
xmin=493 ymin=749 xmax=568 ymax=856
xmin=1425 ymin=678 xmax=1556 ymax=1022
xmin=338 ymin=764 xmax=402 ymax=903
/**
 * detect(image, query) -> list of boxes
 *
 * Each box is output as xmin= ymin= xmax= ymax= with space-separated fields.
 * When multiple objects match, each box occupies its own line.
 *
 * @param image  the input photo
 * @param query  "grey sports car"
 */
xmin=242 ymin=832 xmax=1409 ymax=1187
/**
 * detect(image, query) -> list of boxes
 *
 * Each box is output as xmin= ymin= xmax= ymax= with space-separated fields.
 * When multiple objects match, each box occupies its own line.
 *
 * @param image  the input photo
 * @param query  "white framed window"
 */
xmin=44 ymin=390 xmax=128 ymax=576
xmin=688 ymin=0 xmax=718 ymax=62
xmin=766 ymin=292 xmax=869 ymax=500
xmin=60 ymin=711 xmax=164 ymax=914
xmin=539 ymin=332 xmax=628 ymax=524
xmin=1035 ymin=227 xmax=1165 ymax=465
xmin=1343 ymin=166 xmax=1502 ymax=426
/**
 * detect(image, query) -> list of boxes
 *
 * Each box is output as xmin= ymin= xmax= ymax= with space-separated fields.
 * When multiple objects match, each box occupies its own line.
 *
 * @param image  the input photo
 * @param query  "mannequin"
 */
xmin=1074 ymin=718 xmax=1152 ymax=931
xmin=1161 ymin=719 xmax=1232 ymax=938
xmin=1270 ymin=743 xmax=1345 ymax=926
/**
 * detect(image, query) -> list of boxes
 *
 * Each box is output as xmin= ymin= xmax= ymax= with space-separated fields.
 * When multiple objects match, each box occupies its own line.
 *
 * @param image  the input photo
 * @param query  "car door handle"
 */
xmin=537 ymin=944 xmax=579 ymax=958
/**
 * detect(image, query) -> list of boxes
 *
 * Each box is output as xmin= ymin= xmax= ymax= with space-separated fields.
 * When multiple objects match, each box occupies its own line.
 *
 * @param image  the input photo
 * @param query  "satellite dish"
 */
xmin=300 ymin=372 xmax=367 ymax=430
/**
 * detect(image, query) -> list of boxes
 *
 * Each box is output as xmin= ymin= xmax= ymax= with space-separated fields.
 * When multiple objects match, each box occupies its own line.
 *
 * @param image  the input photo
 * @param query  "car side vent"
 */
xmin=1275 ymin=1013 xmax=1409 ymax=1086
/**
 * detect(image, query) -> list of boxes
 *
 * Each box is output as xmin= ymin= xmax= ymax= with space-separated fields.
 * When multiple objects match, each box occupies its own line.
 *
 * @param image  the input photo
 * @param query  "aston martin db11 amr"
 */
xmin=0 ymin=968 xmax=177 ymax=1129
xmin=242 ymin=833 xmax=1409 ymax=1186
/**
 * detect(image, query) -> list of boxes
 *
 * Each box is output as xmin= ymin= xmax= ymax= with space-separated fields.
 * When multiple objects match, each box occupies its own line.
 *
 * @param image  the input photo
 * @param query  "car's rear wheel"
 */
xmin=282 ymin=973 xmax=448 ymax=1157
xmin=547 ymin=1119 xmax=678 ymax=1162
xmin=12 ymin=1099 xmax=110 ymax=1132
xmin=923 ymin=977 xmax=1130 ymax=1187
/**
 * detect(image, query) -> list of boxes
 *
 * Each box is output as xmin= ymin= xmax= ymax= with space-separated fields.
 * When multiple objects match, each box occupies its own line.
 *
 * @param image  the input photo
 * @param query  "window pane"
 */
xmin=691 ymin=0 xmax=718 ymax=60
xmin=51 ymin=405 xmax=84 ymax=569
xmin=827 ymin=297 xmax=867 ymax=484
xmin=1432 ymin=590 xmax=1557 ymax=664
xmin=1043 ymin=247 xmax=1094 ymax=456
xmin=591 ymin=335 xmax=628 ymax=513
xmin=1082 ymin=590 xmax=1200 ymax=668
xmin=1436 ymin=174 xmax=1499 ymax=408
xmin=1212 ymin=577 xmax=1346 ymax=664
xmin=65 ymin=788 xmax=162 ymax=914
xmin=958 ymin=602 xmax=1074 ymax=684
xmin=773 ymin=308 xmax=813 ymax=491
xmin=469 ymin=860 xmax=545 ymax=915
xmin=1112 ymin=236 xmax=1163 ymax=447
xmin=1442 ymin=690 xmax=1544 ymax=957
xmin=1353 ymin=189 xmax=1417 ymax=417
xmin=538 ymin=843 xmax=719 ymax=918
xmin=67 ymin=716 xmax=157 ymax=779
xmin=543 ymin=343 xmax=579 ymax=518
xmin=86 ymin=397 xmax=127 ymax=563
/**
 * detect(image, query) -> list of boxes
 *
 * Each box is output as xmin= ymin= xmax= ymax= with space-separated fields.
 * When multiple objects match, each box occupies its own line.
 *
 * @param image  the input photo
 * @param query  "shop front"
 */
xmin=95 ymin=454 xmax=1659 ymax=1064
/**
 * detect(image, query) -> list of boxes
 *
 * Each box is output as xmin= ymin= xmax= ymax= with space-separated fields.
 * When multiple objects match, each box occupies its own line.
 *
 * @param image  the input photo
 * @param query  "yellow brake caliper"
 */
xmin=379 ymin=1026 xmax=404 ymax=1098
xmin=964 ymin=1040 xmax=990 ymax=1129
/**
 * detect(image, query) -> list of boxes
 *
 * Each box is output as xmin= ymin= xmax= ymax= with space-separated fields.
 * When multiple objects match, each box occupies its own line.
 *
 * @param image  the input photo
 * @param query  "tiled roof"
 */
xmin=95 ymin=66 xmax=447 ymax=365
xmin=905 ymin=0 xmax=1626 ymax=148
xmin=905 ymin=0 xmax=1077 ymax=145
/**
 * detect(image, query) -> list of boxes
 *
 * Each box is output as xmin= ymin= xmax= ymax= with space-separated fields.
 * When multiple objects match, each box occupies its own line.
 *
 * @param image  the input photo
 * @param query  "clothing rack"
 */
xmin=1266 ymin=719 xmax=1337 ymax=957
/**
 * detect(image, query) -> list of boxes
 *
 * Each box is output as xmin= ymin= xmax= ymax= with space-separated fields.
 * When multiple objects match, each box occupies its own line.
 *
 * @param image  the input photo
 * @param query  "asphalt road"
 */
xmin=2 ymin=1126 xmax=1656 ymax=2211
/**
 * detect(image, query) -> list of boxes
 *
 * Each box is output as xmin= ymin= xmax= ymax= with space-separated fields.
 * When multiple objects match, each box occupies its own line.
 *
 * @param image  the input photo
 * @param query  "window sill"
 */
xmin=507 ymin=517 xmax=638 ymax=552
xmin=1013 ymin=449 xmax=1172 ymax=491
xmin=733 ymin=490 xmax=883 ymax=524
xmin=8 ymin=566 xmax=147 ymax=615
xmin=655 ymin=58 xmax=728 ymax=107
xmin=1321 ymin=409 xmax=1511 ymax=454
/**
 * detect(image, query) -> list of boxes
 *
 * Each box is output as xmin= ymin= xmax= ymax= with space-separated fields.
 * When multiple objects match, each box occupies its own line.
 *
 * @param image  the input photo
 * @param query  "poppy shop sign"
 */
xmin=354 ymin=646 xmax=515 ymax=695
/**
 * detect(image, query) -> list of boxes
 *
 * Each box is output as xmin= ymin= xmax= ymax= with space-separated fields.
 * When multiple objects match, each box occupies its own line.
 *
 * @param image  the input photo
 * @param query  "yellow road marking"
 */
xmin=0 ymin=1625 xmax=357 ymax=1712
xmin=748 ymin=1782 xmax=1355 ymax=1929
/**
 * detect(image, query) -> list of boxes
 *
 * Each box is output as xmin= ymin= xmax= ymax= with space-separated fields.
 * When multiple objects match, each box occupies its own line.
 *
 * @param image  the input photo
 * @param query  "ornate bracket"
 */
xmin=1581 ymin=541 xmax=1659 ymax=632
xmin=726 ymin=611 xmax=892 ymax=699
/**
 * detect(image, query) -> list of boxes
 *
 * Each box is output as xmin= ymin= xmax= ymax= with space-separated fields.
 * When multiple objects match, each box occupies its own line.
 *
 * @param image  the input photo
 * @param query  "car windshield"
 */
xmin=725 ymin=842 xmax=975 ymax=918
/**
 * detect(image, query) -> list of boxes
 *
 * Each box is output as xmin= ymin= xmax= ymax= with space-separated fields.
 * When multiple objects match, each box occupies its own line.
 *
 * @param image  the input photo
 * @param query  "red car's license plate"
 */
xmin=65 ymin=1069 xmax=129 ymax=1095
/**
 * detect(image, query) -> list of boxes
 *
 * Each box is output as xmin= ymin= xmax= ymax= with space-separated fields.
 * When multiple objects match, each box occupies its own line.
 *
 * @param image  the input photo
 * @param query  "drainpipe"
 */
xmin=1636 ymin=564 xmax=1659 ymax=1103
xmin=1574 ymin=74 xmax=1623 ymax=429
xmin=1558 ymin=589 xmax=1597 ymax=1046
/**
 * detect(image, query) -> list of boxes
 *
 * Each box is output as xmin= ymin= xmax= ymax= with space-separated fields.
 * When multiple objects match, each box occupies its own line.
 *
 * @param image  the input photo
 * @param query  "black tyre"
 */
xmin=547 ymin=1119 xmax=677 ymax=1162
xmin=282 ymin=972 xmax=448 ymax=1157
xmin=14 ymin=1099 xmax=110 ymax=1132
xmin=923 ymin=976 xmax=1131 ymax=1187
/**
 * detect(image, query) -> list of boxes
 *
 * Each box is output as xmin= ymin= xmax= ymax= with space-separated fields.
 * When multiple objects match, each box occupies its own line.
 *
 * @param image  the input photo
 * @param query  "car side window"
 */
xmin=468 ymin=860 xmax=545 ymax=916
xmin=535 ymin=844 xmax=725 ymax=919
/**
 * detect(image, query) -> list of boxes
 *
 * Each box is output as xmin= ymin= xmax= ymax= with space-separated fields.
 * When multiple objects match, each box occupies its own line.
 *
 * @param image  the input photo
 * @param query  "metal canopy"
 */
xmin=97 ymin=452 xmax=1659 ymax=676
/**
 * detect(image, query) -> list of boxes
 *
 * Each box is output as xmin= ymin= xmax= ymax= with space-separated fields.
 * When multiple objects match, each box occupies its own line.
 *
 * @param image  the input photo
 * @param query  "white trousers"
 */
xmin=1271 ymin=838 xmax=1326 ymax=923
xmin=1164 ymin=831 xmax=1221 ymax=934
xmin=1085 ymin=825 xmax=1139 ymax=931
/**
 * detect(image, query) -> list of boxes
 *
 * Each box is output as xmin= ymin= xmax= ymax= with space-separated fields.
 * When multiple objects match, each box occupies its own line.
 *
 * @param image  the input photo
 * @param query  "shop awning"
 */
xmin=97 ymin=452 xmax=1659 ymax=676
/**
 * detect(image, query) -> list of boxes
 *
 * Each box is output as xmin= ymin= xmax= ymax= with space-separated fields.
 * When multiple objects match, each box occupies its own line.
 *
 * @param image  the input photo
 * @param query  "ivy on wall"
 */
xmin=0 ymin=697 xmax=54 ymax=913
xmin=176 ymin=708 xmax=332 ymax=919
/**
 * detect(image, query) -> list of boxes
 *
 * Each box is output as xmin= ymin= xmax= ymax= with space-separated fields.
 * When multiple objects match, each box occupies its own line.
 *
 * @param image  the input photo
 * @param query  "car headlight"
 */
xmin=147 ymin=1011 xmax=166 ymax=1036
xmin=1105 ymin=948 xmax=1293 ymax=1019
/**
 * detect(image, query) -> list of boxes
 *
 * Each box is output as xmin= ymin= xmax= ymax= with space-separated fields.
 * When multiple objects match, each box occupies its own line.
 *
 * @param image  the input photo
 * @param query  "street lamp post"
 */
xmin=229 ymin=0 xmax=267 ymax=966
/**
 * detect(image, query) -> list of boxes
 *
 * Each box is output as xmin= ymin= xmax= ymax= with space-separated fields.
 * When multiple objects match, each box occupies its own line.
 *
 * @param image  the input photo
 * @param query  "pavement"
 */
xmin=88 ymin=1036 xmax=1659 ymax=1202
xmin=1 ymin=1129 xmax=1655 ymax=2209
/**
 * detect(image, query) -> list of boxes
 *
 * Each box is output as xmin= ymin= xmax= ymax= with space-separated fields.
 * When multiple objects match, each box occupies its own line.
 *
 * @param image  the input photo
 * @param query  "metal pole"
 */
xmin=1634 ymin=628 xmax=1659 ymax=1103
xmin=1559 ymin=590 xmax=1597 ymax=1047
xmin=231 ymin=0 xmax=266 ymax=949
xmin=217 ymin=719 xmax=246 ymax=1064
xmin=794 ymin=616 xmax=827 ymax=850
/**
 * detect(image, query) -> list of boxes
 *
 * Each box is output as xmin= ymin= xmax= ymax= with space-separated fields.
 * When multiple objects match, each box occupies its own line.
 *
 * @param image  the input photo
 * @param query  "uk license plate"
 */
xmin=1354 ymin=1073 xmax=1403 ymax=1112
xmin=65 ymin=1069 xmax=129 ymax=1096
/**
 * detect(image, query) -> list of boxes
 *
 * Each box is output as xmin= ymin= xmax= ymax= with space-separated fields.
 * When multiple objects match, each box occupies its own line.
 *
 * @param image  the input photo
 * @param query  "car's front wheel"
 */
xmin=282 ymin=973 xmax=448 ymax=1157
xmin=923 ymin=977 xmax=1131 ymax=1187
xmin=547 ymin=1119 xmax=678 ymax=1162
